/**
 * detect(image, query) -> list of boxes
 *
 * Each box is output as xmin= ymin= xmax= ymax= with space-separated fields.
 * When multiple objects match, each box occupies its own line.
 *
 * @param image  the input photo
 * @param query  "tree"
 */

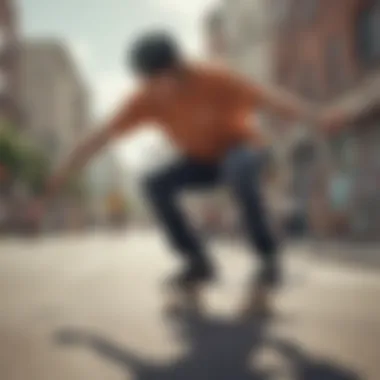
xmin=18 ymin=141 xmax=51 ymax=194
xmin=0 ymin=123 xmax=51 ymax=194
xmin=0 ymin=124 xmax=20 ymax=175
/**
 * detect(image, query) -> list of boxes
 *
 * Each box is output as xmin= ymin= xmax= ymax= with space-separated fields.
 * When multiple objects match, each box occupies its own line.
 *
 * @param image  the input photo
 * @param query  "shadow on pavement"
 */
xmin=54 ymin=311 xmax=361 ymax=380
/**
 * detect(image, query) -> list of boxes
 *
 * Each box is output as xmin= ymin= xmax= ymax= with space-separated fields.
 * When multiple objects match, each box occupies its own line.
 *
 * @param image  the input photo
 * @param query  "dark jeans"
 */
xmin=144 ymin=146 xmax=279 ymax=287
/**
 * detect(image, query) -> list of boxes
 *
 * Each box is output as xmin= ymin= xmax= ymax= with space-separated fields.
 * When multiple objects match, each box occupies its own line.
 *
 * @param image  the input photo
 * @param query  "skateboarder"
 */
xmin=34 ymin=31 xmax=345 ymax=316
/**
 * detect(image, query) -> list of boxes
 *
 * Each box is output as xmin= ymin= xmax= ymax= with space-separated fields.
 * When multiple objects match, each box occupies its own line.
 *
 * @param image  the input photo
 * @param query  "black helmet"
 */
xmin=129 ymin=31 xmax=181 ymax=77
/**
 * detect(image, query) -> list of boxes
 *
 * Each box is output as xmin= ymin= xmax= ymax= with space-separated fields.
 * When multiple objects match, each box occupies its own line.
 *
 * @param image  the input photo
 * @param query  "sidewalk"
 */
xmin=297 ymin=239 xmax=380 ymax=270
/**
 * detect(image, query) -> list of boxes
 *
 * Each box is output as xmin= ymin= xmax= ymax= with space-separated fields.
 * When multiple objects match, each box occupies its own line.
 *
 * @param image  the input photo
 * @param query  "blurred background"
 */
xmin=1 ymin=0 xmax=379 ymax=241
xmin=1 ymin=2 xmax=380 ymax=380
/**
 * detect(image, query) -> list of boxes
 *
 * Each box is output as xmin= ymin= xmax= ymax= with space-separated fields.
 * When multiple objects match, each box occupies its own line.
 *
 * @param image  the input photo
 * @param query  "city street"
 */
xmin=0 ymin=230 xmax=380 ymax=380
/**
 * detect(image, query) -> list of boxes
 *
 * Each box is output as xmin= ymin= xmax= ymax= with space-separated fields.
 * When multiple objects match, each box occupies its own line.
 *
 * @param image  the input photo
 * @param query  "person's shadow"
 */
xmin=54 ymin=311 xmax=361 ymax=380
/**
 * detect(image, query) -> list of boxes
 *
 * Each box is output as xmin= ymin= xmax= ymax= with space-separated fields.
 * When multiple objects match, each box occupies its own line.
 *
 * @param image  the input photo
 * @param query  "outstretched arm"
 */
xmin=45 ymin=126 xmax=117 ymax=198
xmin=224 ymin=72 xmax=348 ymax=132
xmin=253 ymin=84 xmax=353 ymax=133
xmin=254 ymin=85 xmax=317 ymax=123
xmin=45 ymin=92 xmax=149 ymax=200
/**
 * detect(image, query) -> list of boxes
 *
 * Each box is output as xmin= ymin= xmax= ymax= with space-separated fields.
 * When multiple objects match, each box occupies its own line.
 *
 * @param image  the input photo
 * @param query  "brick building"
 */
xmin=273 ymin=0 xmax=380 ymax=240
xmin=0 ymin=0 xmax=19 ymax=124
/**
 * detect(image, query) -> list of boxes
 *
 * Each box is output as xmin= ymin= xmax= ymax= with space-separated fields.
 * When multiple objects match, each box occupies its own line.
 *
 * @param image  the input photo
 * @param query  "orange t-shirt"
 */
xmin=110 ymin=64 xmax=268 ymax=162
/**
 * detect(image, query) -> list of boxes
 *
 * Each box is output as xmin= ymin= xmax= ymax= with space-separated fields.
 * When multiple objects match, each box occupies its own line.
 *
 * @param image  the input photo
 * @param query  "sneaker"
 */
xmin=164 ymin=262 xmax=214 ymax=315
xmin=171 ymin=262 xmax=215 ymax=289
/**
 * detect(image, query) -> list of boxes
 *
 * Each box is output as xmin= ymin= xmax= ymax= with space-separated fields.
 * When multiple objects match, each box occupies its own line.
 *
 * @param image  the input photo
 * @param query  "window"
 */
xmin=331 ymin=134 xmax=357 ymax=173
xmin=297 ymin=63 xmax=318 ymax=99
xmin=222 ymin=14 xmax=240 ymax=55
xmin=0 ymin=29 xmax=7 ymax=51
xmin=232 ymin=4 xmax=260 ymax=51
xmin=275 ymin=0 xmax=289 ymax=25
xmin=356 ymin=3 xmax=380 ymax=65
xmin=372 ymin=1 xmax=380 ymax=56
xmin=356 ymin=8 xmax=373 ymax=62
xmin=299 ymin=0 xmax=319 ymax=23
xmin=293 ymin=141 xmax=316 ymax=164
xmin=0 ymin=70 xmax=7 ymax=94
xmin=326 ymin=37 xmax=346 ymax=91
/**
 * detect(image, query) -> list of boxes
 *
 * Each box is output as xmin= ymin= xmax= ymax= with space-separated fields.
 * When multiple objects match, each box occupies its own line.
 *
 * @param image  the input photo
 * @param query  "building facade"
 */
xmin=204 ymin=5 xmax=228 ymax=62
xmin=205 ymin=0 xmax=278 ymax=81
xmin=15 ymin=40 xmax=92 ymax=230
xmin=223 ymin=0 xmax=276 ymax=83
xmin=0 ymin=0 xmax=21 ymax=233
xmin=273 ymin=0 xmax=380 ymax=240
xmin=86 ymin=148 xmax=127 ymax=225
xmin=0 ymin=0 xmax=19 ymax=124
xmin=18 ymin=40 xmax=90 ymax=162
xmin=198 ymin=1 xmax=290 ymax=235
xmin=222 ymin=0 xmax=294 ymax=228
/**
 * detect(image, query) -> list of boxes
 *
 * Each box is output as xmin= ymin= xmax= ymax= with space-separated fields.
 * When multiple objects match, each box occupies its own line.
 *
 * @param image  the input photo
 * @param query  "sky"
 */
xmin=19 ymin=0 xmax=218 ymax=174
xmin=19 ymin=0 xmax=218 ymax=119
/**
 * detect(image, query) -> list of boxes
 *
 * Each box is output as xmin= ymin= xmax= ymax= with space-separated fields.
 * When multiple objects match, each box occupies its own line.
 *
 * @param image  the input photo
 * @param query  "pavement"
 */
xmin=0 ymin=229 xmax=380 ymax=380
xmin=305 ymin=239 xmax=380 ymax=270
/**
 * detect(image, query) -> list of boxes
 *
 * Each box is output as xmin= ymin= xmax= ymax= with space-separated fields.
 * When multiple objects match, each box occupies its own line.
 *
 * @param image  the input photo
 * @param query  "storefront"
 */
xmin=350 ymin=116 xmax=380 ymax=240
xmin=325 ymin=110 xmax=380 ymax=240
xmin=290 ymin=139 xmax=320 ymax=236
xmin=326 ymin=131 xmax=356 ymax=237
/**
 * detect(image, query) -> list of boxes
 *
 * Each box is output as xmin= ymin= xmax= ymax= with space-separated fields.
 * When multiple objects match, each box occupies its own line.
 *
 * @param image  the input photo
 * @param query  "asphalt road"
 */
xmin=0 ymin=230 xmax=379 ymax=380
